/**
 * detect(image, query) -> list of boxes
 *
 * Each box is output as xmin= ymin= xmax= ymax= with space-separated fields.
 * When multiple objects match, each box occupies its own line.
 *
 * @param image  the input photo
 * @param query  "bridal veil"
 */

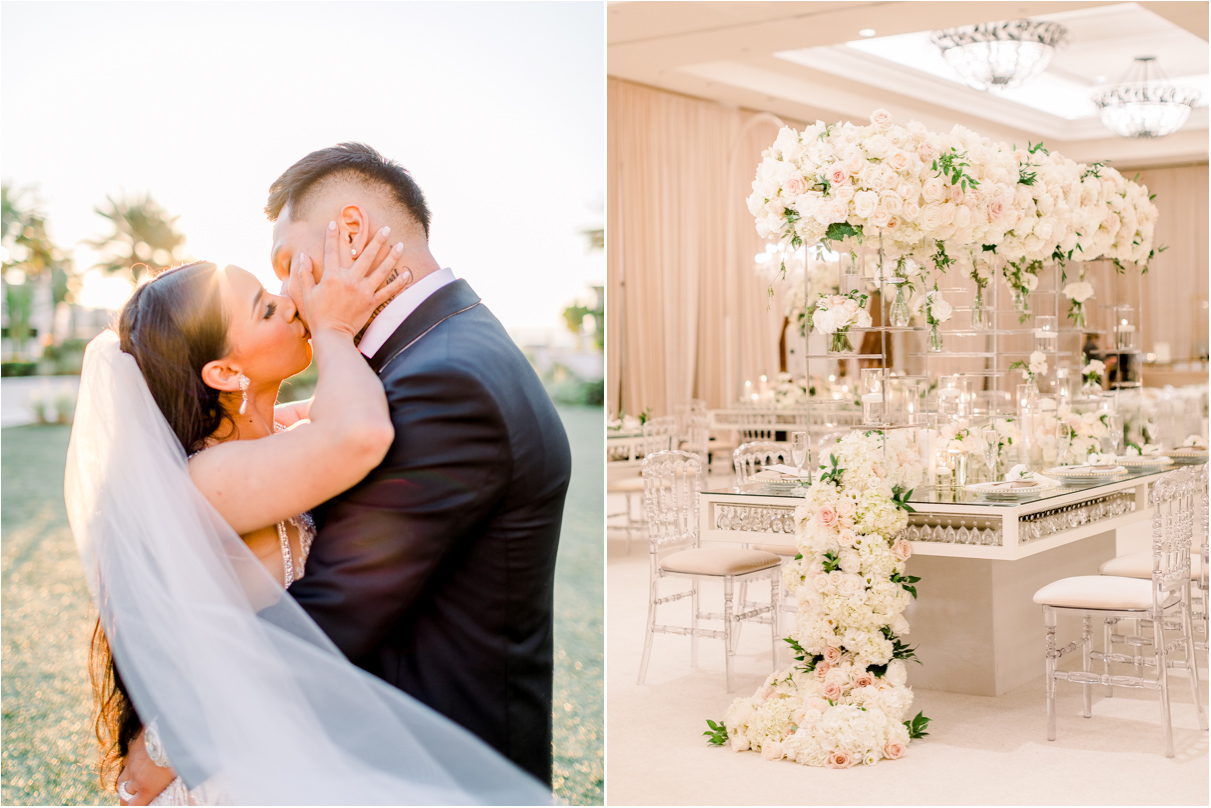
xmin=64 ymin=331 xmax=551 ymax=805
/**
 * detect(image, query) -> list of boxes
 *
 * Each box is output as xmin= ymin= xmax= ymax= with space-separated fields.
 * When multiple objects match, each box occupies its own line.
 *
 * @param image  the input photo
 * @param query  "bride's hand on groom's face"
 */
xmin=290 ymin=222 xmax=412 ymax=338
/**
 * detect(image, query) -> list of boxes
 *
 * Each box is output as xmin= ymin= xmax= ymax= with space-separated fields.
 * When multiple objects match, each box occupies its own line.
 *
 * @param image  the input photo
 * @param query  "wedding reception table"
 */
xmin=699 ymin=468 xmax=1177 ymax=696
xmin=707 ymin=406 xmax=863 ymax=433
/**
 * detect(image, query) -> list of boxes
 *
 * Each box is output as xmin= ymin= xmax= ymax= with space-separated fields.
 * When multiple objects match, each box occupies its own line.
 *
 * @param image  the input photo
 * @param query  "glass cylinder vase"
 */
xmin=928 ymin=323 xmax=944 ymax=352
xmin=888 ymin=282 xmax=911 ymax=328
xmin=829 ymin=330 xmax=854 ymax=353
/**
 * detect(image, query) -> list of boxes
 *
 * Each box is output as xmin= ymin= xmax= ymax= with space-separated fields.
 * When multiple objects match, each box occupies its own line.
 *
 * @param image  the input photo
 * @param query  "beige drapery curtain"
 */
xmin=607 ymin=79 xmax=797 ymax=416
xmin=607 ymin=79 xmax=1209 ymax=414
xmin=1135 ymin=165 xmax=1209 ymax=361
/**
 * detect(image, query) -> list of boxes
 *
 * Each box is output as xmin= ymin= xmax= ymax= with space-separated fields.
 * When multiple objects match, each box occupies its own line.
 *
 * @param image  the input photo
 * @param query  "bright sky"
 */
xmin=1 ymin=1 xmax=604 ymax=343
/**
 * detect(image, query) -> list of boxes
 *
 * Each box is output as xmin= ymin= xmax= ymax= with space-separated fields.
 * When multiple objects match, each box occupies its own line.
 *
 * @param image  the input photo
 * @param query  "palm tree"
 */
xmin=2 ymin=183 xmax=68 ymax=360
xmin=86 ymin=192 xmax=187 ymax=284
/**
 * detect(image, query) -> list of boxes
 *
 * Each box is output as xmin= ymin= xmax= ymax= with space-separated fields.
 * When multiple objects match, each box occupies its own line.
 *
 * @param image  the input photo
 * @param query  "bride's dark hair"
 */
xmin=117 ymin=261 xmax=233 ymax=455
xmin=92 ymin=261 xmax=234 ymax=787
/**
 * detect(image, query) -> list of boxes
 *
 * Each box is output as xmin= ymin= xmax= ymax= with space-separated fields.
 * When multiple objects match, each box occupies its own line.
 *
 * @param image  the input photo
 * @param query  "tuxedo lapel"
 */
xmin=367 ymin=279 xmax=481 ymax=374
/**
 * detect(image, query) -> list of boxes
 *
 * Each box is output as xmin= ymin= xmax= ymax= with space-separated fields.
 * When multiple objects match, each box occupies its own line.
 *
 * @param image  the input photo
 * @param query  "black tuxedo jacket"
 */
xmin=289 ymin=279 xmax=572 ymax=785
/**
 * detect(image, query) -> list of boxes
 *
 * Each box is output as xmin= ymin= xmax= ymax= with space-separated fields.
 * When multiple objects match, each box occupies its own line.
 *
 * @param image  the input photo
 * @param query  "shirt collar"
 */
xmin=358 ymin=267 xmax=456 ymax=358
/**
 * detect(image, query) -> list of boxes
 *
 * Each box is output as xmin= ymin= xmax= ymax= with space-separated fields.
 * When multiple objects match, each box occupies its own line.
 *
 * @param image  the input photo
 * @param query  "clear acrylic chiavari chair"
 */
xmin=1032 ymin=465 xmax=1207 ymax=757
xmin=637 ymin=450 xmax=782 ymax=693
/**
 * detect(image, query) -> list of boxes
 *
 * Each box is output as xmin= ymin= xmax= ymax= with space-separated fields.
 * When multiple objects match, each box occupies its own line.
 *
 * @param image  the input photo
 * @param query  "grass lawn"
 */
xmin=1 ymin=405 xmax=603 ymax=805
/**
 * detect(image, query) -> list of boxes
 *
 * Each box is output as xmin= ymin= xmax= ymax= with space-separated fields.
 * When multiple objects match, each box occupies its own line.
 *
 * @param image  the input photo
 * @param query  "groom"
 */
xmin=119 ymin=144 xmax=571 ymax=803
xmin=271 ymin=144 xmax=572 ymax=785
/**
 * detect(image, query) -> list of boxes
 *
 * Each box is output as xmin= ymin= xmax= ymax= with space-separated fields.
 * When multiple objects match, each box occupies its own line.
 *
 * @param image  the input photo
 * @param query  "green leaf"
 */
xmin=905 ymin=711 xmax=931 ymax=739
xmin=704 ymin=719 xmax=729 ymax=746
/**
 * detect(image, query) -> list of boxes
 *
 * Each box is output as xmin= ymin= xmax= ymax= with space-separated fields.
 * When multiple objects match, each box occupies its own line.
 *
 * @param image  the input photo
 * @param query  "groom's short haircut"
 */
xmin=265 ymin=142 xmax=431 ymax=237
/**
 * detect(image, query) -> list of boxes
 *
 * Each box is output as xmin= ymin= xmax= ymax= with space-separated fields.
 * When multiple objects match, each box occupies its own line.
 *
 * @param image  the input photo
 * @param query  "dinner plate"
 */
xmin=1115 ymin=454 xmax=1174 ymax=469
xmin=1167 ymin=447 xmax=1208 ymax=465
xmin=965 ymin=480 xmax=1058 ymax=499
xmin=1046 ymin=464 xmax=1128 ymax=482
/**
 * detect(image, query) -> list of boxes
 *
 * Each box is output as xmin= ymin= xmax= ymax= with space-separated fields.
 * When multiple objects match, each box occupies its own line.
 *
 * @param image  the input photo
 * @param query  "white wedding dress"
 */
xmin=149 ymin=503 xmax=316 ymax=806
xmin=66 ymin=332 xmax=549 ymax=805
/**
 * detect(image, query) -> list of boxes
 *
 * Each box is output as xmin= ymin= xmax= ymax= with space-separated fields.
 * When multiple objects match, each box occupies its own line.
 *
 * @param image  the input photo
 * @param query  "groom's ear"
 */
xmin=337 ymin=204 xmax=369 ymax=256
xmin=201 ymin=360 xmax=244 ymax=393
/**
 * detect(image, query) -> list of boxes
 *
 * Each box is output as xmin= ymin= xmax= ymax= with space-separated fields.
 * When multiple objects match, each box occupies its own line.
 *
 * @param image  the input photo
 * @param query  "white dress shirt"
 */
xmin=358 ymin=267 xmax=456 ymax=358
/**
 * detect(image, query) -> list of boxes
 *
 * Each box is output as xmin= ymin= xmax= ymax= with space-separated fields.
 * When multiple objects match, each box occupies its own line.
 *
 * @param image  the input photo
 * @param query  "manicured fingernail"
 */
xmin=328 ymin=221 xmax=336 ymax=230
xmin=381 ymin=226 xmax=391 ymax=236
xmin=393 ymin=242 xmax=404 ymax=253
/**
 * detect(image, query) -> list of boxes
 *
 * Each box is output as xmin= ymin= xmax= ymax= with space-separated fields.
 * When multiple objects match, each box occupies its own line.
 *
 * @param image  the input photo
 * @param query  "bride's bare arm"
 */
xmin=188 ymin=223 xmax=407 ymax=534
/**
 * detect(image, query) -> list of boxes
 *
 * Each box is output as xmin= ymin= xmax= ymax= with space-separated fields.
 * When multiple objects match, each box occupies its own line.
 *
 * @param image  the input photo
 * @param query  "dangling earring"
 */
xmin=238 ymin=374 xmax=250 ymax=415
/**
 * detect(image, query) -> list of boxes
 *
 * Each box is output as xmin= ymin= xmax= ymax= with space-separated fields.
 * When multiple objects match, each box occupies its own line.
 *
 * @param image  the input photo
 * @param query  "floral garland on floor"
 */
xmin=707 ymin=430 xmax=929 ymax=767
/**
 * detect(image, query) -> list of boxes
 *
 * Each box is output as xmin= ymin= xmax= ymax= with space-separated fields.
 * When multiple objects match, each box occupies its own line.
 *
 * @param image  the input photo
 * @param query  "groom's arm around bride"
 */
xmin=270 ymin=144 xmax=573 ymax=786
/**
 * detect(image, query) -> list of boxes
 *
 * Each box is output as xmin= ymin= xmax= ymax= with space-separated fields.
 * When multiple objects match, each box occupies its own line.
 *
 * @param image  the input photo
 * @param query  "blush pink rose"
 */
xmin=893 ymin=538 xmax=912 ymax=561
xmin=823 ymin=646 xmax=842 ymax=664
xmin=869 ymin=207 xmax=892 ymax=228
xmin=828 ymin=163 xmax=849 ymax=186
xmin=853 ymin=671 xmax=875 ymax=688
xmin=869 ymin=108 xmax=893 ymax=128
xmin=816 ymin=505 xmax=838 ymax=526
xmin=821 ymin=681 xmax=843 ymax=701
xmin=883 ymin=741 xmax=906 ymax=760
xmin=886 ymin=150 xmax=909 ymax=171
xmin=826 ymin=750 xmax=855 ymax=769
xmin=783 ymin=176 xmax=806 ymax=197
xmin=815 ymin=663 xmax=830 ymax=680
xmin=988 ymin=198 xmax=1005 ymax=221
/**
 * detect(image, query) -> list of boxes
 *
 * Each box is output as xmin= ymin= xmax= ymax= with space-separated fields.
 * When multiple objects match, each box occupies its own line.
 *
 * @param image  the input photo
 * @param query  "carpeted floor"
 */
xmin=606 ymin=480 xmax=1209 ymax=806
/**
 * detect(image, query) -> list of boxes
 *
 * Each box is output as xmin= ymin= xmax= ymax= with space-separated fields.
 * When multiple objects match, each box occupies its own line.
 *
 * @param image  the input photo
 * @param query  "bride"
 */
xmin=65 ymin=223 xmax=550 ymax=805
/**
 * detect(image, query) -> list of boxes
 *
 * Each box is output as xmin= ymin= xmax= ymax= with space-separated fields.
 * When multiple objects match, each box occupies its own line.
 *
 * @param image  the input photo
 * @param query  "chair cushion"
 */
xmin=1099 ymin=550 xmax=1202 ymax=581
xmin=1032 ymin=575 xmax=1155 ymax=610
xmin=608 ymin=476 xmax=646 ymax=493
xmin=753 ymin=543 xmax=798 ymax=557
xmin=661 ymin=547 xmax=781 ymax=576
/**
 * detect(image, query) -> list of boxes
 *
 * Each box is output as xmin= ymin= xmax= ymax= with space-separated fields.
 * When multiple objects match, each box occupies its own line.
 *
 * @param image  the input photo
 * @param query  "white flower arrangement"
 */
xmin=1082 ymin=356 xmax=1105 ymax=388
xmin=1063 ymin=278 xmax=1095 ymax=329
xmin=923 ymin=288 xmax=953 ymax=326
xmin=713 ymin=430 xmax=930 ymax=767
xmin=748 ymin=112 xmax=1161 ymax=310
xmin=811 ymin=290 xmax=872 ymax=352
xmin=1010 ymin=351 xmax=1048 ymax=385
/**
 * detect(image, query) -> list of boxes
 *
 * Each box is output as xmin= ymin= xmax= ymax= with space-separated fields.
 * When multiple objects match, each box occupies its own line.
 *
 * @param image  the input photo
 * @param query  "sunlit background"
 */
xmin=1 ymin=3 xmax=604 ymax=804
xmin=2 ymin=0 xmax=603 ymax=348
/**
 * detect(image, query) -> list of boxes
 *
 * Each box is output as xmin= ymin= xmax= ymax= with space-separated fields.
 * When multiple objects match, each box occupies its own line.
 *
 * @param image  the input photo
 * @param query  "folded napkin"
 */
xmin=753 ymin=464 xmax=811 ymax=480
xmin=1003 ymin=464 xmax=1059 ymax=487
xmin=1182 ymin=434 xmax=1208 ymax=448
xmin=607 ymin=415 xmax=643 ymax=432
xmin=1124 ymin=443 xmax=1163 ymax=456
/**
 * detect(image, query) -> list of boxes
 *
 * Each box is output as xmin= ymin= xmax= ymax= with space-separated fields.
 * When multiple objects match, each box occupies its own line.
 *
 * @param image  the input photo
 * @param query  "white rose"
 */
xmin=839 ymin=549 xmax=861 ymax=574
xmin=1063 ymin=281 xmax=1094 ymax=302
xmin=833 ymin=183 xmax=855 ymax=203
xmin=870 ymin=108 xmax=893 ymax=128
xmin=1023 ymin=272 xmax=1039 ymax=291
xmin=921 ymin=177 xmax=945 ymax=203
xmin=865 ymin=134 xmax=891 ymax=159
xmin=870 ymin=207 xmax=892 ymax=228
xmin=731 ymin=733 xmax=750 ymax=752
xmin=886 ymin=659 xmax=908 ymax=687
xmin=761 ymin=741 xmax=784 ymax=761
xmin=929 ymin=295 xmax=953 ymax=322
xmin=853 ymin=190 xmax=879 ymax=219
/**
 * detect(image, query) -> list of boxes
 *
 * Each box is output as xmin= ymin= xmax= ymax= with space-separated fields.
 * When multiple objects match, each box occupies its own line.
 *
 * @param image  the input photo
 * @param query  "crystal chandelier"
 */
xmin=1093 ymin=57 xmax=1201 ymax=139
xmin=930 ymin=19 xmax=1068 ymax=92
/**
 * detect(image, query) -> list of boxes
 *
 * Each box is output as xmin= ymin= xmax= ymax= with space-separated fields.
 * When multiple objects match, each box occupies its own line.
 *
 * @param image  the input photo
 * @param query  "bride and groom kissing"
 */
xmin=65 ymin=143 xmax=572 ymax=804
